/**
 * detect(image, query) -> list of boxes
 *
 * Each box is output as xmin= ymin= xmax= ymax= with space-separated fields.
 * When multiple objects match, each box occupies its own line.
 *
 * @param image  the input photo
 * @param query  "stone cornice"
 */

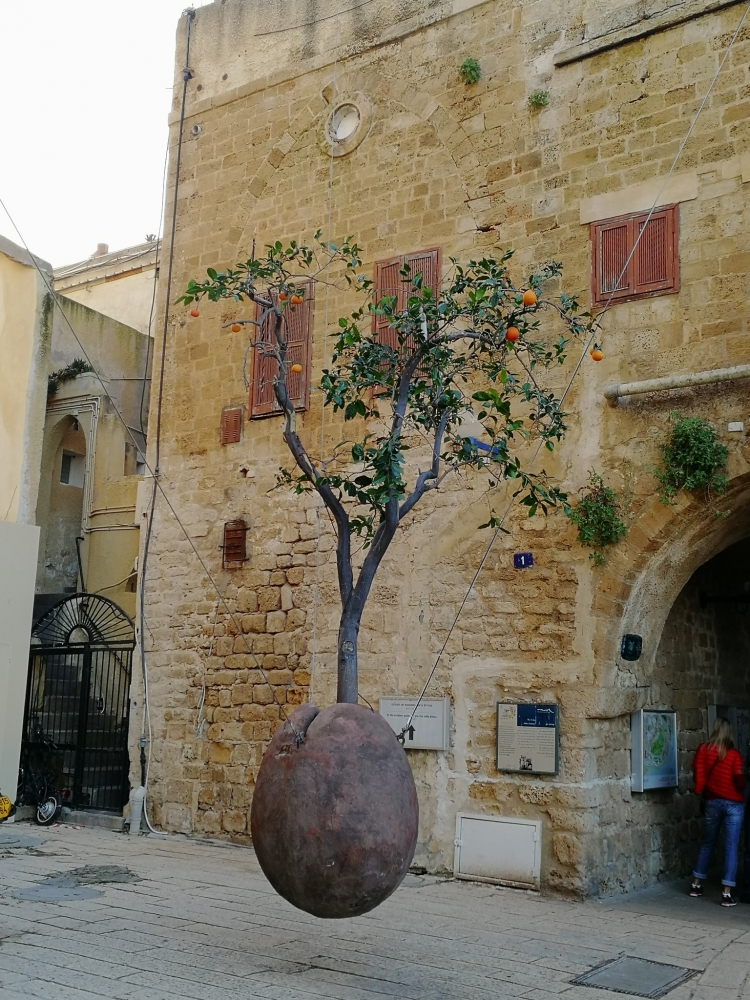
xmin=555 ymin=0 xmax=745 ymax=66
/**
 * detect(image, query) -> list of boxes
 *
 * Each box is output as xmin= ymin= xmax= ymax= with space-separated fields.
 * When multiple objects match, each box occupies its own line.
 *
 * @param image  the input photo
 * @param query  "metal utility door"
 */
xmin=454 ymin=813 xmax=542 ymax=889
xmin=24 ymin=594 xmax=135 ymax=813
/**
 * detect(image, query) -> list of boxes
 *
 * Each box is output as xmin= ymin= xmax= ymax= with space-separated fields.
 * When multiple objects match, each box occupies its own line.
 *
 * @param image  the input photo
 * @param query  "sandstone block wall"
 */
xmin=135 ymin=0 xmax=750 ymax=894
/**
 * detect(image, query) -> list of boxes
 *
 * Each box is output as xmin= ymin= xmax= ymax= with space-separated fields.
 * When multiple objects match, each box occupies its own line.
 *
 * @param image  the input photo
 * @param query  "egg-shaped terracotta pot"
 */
xmin=250 ymin=702 xmax=419 ymax=918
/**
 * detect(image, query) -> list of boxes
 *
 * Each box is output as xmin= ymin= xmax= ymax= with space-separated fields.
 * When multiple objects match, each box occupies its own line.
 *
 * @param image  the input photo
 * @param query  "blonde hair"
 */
xmin=707 ymin=717 xmax=735 ymax=760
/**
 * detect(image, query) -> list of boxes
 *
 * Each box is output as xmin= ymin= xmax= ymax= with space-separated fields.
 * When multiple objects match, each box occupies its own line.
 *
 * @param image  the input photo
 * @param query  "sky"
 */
xmin=0 ymin=1 xmax=212 ymax=269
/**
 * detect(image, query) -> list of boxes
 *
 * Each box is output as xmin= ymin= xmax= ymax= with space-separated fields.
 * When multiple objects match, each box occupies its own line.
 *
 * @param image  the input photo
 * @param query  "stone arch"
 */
xmin=232 ymin=75 xmax=482 ymax=255
xmin=592 ymin=471 xmax=750 ymax=696
xmin=35 ymin=412 xmax=89 ymax=593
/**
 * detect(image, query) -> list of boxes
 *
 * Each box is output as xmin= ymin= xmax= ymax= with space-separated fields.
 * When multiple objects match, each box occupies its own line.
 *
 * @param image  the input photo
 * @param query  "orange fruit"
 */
xmin=230 ymin=323 xmax=241 ymax=333
xmin=189 ymin=308 xmax=200 ymax=317
xmin=290 ymin=294 xmax=304 ymax=305
xmin=522 ymin=289 xmax=537 ymax=307
xmin=505 ymin=326 xmax=520 ymax=343
xmin=591 ymin=348 xmax=604 ymax=362
xmin=290 ymin=363 xmax=303 ymax=374
xmin=278 ymin=291 xmax=288 ymax=301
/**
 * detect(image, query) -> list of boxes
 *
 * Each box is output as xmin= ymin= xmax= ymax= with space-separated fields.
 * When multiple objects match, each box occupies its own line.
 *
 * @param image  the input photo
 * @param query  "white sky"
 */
xmin=0 ymin=1 xmax=212 ymax=269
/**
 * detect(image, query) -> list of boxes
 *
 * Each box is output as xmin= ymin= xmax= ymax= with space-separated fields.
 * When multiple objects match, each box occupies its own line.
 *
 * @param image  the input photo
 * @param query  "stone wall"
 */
xmin=138 ymin=0 xmax=750 ymax=893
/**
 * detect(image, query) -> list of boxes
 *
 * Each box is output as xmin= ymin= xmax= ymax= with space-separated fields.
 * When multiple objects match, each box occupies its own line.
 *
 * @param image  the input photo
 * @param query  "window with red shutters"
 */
xmin=220 ymin=406 xmax=243 ymax=445
xmin=591 ymin=205 xmax=679 ymax=308
xmin=372 ymin=248 xmax=441 ymax=381
xmin=222 ymin=520 xmax=248 ymax=567
xmin=249 ymin=281 xmax=313 ymax=418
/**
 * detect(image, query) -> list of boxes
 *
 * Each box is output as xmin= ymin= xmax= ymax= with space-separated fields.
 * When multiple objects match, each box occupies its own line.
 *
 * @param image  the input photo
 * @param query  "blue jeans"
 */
xmin=693 ymin=798 xmax=744 ymax=887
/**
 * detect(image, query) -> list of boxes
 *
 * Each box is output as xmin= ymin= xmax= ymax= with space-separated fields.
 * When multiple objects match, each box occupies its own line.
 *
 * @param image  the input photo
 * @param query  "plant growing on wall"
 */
xmin=180 ymin=236 xmax=592 ymax=702
xmin=566 ymin=472 xmax=627 ymax=565
xmin=655 ymin=413 xmax=728 ymax=505
xmin=528 ymin=89 xmax=550 ymax=110
xmin=48 ymin=358 xmax=94 ymax=397
xmin=459 ymin=58 xmax=481 ymax=84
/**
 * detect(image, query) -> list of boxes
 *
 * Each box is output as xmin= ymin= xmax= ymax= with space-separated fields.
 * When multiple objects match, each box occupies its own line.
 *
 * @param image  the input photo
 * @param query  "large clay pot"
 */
xmin=250 ymin=702 xmax=419 ymax=918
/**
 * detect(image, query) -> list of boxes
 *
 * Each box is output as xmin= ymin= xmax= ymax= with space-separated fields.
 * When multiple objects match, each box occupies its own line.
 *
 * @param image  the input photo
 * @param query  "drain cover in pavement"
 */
xmin=572 ymin=957 xmax=697 ymax=998
xmin=0 ymin=833 xmax=44 ymax=850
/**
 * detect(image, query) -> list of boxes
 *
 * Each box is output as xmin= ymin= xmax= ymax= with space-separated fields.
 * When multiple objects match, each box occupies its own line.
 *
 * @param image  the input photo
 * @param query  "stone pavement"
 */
xmin=1 ymin=823 xmax=749 ymax=1000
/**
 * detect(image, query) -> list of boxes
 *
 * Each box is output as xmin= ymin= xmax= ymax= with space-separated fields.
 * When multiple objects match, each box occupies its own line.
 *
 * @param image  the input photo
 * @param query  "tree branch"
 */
xmin=272 ymin=328 xmax=354 ymax=607
xmin=398 ymin=408 xmax=450 ymax=521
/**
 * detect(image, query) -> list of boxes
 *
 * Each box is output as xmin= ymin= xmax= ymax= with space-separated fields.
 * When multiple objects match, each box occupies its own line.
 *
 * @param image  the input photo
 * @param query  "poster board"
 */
xmin=631 ymin=710 xmax=678 ymax=792
xmin=496 ymin=703 xmax=559 ymax=775
xmin=379 ymin=697 xmax=450 ymax=751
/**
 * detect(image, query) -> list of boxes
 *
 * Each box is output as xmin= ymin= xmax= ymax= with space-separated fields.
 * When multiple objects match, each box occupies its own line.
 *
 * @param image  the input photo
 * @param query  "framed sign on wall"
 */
xmin=379 ymin=697 xmax=450 ymax=751
xmin=631 ymin=710 xmax=678 ymax=792
xmin=496 ymin=703 xmax=559 ymax=775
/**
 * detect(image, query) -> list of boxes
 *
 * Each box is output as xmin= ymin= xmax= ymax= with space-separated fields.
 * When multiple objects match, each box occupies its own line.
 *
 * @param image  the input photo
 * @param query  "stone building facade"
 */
xmin=137 ymin=0 xmax=750 ymax=895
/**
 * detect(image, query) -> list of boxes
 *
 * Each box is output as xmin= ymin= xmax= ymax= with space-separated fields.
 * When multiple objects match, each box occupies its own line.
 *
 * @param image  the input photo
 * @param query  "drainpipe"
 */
xmin=604 ymin=363 xmax=750 ymax=406
xmin=75 ymin=536 xmax=85 ymax=592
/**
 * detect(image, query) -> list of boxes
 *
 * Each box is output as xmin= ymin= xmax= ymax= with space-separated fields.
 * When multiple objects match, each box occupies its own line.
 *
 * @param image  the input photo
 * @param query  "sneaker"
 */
xmin=689 ymin=883 xmax=703 ymax=897
xmin=721 ymin=892 xmax=737 ymax=907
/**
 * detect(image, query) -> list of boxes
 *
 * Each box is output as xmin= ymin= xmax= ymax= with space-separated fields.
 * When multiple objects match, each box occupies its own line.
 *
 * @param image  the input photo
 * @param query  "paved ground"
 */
xmin=1 ymin=823 xmax=749 ymax=1000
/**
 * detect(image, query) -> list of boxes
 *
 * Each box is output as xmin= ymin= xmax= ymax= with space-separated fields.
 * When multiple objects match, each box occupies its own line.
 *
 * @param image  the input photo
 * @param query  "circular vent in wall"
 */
xmin=321 ymin=94 xmax=372 ymax=157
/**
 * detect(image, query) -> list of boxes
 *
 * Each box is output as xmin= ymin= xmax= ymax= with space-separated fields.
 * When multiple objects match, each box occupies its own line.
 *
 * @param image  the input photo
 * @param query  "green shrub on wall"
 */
xmin=459 ymin=58 xmax=481 ymax=85
xmin=655 ymin=413 xmax=728 ymax=504
xmin=48 ymin=358 xmax=94 ymax=397
xmin=566 ymin=472 xmax=628 ymax=566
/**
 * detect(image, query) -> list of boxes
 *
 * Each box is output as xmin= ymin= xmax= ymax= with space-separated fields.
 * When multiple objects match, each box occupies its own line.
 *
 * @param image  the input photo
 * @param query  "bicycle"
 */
xmin=17 ymin=725 xmax=65 ymax=826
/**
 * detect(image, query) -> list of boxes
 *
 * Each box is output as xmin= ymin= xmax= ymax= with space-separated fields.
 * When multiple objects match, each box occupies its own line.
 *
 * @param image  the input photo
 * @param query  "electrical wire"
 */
xmin=399 ymin=1 xmax=750 ymax=737
xmin=253 ymin=0 xmax=375 ymax=36
xmin=138 ymin=142 xmax=169 ymax=438
xmin=309 ymin=2 xmax=343 ymax=708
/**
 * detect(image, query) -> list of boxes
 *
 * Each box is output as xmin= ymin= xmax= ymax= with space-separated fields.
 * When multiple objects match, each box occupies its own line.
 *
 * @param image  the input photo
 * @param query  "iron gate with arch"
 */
xmin=24 ymin=594 xmax=135 ymax=813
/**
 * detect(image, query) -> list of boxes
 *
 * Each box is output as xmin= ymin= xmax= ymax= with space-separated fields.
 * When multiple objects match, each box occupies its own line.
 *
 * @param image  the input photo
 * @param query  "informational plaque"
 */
xmin=631 ymin=710 xmax=678 ymax=792
xmin=379 ymin=697 xmax=450 ymax=751
xmin=496 ymin=703 xmax=559 ymax=775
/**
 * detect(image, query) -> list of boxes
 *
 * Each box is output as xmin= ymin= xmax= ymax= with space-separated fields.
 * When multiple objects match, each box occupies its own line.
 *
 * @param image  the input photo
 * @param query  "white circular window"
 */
xmin=321 ymin=94 xmax=372 ymax=157
xmin=329 ymin=104 xmax=360 ymax=143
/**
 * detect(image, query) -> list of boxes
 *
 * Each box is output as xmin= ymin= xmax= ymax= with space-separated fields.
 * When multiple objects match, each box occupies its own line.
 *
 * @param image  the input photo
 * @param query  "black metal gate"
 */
xmin=24 ymin=594 xmax=135 ymax=813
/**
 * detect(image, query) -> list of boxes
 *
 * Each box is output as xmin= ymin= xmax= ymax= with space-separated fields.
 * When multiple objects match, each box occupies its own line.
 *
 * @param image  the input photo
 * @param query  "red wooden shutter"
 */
xmin=249 ymin=282 xmax=313 ymax=418
xmin=634 ymin=206 xmax=678 ymax=295
xmin=403 ymin=248 xmax=441 ymax=300
xmin=592 ymin=218 xmax=633 ymax=306
xmin=220 ymin=406 xmax=242 ymax=445
xmin=222 ymin=520 xmax=247 ymax=567
xmin=591 ymin=205 xmax=679 ymax=307
xmin=373 ymin=257 xmax=403 ymax=352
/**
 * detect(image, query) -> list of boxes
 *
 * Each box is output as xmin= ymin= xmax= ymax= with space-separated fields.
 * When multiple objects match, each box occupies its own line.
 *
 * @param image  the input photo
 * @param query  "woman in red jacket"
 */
xmin=690 ymin=717 xmax=745 ymax=906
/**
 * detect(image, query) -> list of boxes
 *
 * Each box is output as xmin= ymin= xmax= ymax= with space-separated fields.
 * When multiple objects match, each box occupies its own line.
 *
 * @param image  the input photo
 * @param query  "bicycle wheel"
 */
xmin=36 ymin=794 xmax=61 ymax=826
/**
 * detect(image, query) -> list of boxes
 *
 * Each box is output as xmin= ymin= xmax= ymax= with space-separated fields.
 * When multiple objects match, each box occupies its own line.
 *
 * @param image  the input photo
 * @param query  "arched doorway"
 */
xmin=591 ymin=473 xmax=750 ymax=891
xmin=635 ymin=536 xmax=750 ymax=882
xmin=35 ymin=413 xmax=88 ymax=595
xmin=24 ymin=594 xmax=135 ymax=813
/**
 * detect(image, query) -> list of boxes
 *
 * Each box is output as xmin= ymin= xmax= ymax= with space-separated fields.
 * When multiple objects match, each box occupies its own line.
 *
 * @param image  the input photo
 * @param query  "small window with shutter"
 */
xmin=591 ymin=205 xmax=679 ymax=308
xmin=372 ymin=249 xmax=441 ymax=388
xmin=372 ymin=248 xmax=441 ymax=343
xmin=249 ymin=280 xmax=313 ymax=418
xmin=222 ymin=520 xmax=248 ymax=567
xmin=220 ymin=406 xmax=243 ymax=445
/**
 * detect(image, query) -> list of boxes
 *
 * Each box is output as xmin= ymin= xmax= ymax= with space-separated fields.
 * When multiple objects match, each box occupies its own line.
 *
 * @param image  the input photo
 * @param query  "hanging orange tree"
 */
xmin=179 ymin=235 xmax=592 ymax=705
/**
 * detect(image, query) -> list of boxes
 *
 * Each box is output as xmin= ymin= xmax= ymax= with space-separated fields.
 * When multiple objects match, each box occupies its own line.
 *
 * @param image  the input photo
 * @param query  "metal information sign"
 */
xmin=631 ymin=710 xmax=678 ymax=792
xmin=496 ymin=703 xmax=559 ymax=775
xmin=379 ymin=697 xmax=450 ymax=751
